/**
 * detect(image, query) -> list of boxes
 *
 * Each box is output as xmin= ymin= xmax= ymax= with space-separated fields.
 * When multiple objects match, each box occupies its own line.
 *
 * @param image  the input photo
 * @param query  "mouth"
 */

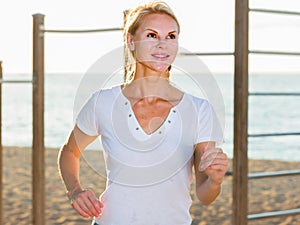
xmin=151 ymin=53 xmax=170 ymax=61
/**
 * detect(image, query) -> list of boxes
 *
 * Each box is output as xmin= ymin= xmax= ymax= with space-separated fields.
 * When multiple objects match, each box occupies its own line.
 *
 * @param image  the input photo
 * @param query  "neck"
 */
xmin=123 ymin=63 xmax=171 ymax=99
xmin=134 ymin=61 xmax=169 ymax=78
xmin=130 ymin=76 xmax=170 ymax=98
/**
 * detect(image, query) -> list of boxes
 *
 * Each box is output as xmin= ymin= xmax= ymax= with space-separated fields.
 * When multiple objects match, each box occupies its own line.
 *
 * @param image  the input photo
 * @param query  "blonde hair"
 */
xmin=123 ymin=1 xmax=180 ymax=83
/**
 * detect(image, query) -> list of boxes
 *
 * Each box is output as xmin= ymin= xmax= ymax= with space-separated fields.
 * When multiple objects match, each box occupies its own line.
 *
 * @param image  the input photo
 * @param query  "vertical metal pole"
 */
xmin=123 ymin=9 xmax=129 ymax=82
xmin=32 ymin=14 xmax=45 ymax=225
xmin=233 ymin=0 xmax=249 ymax=225
xmin=0 ymin=61 xmax=3 ymax=225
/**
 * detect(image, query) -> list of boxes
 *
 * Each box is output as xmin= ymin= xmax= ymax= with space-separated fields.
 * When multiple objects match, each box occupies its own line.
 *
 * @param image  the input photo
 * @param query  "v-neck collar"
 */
xmin=118 ymin=85 xmax=186 ymax=136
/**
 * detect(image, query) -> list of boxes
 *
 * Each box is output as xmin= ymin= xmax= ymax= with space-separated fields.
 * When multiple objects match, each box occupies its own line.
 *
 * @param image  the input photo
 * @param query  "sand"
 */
xmin=1 ymin=146 xmax=300 ymax=225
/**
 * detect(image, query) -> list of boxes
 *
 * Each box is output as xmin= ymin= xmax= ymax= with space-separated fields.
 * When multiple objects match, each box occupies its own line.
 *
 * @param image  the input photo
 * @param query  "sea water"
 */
xmin=2 ymin=73 xmax=300 ymax=161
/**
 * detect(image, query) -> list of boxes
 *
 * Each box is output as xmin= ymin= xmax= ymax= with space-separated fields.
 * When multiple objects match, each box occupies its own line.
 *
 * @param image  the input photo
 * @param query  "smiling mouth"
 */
xmin=151 ymin=53 xmax=170 ymax=61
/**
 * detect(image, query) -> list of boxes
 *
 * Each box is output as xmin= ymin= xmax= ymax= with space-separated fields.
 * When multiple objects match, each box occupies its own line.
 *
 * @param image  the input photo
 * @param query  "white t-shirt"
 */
xmin=76 ymin=85 xmax=223 ymax=225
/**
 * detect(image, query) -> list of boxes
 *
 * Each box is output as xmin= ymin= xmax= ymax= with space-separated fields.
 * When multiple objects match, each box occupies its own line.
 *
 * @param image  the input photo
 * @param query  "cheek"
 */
xmin=134 ymin=42 xmax=153 ymax=61
xmin=170 ymin=42 xmax=179 ymax=53
xmin=168 ymin=43 xmax=178 ymax=61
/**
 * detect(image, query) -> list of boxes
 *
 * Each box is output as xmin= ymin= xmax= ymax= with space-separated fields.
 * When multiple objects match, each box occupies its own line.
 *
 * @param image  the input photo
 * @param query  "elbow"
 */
xmin=57 ymin=144 xmax=78 ymax=170
xmin=57 ymin=145 xmax=67 ymax=163
xmin=59 ymin=144 xmax=81 ymax=160
xmin=196 ymin=194 xmax=214 ymax=206
xmin=195 ymin=184 xmax=221 ymax=206
xmin=201 ymin=202 xmax=212 ymax=206
xmin=57 ymin=145 xmax=67 ymax=170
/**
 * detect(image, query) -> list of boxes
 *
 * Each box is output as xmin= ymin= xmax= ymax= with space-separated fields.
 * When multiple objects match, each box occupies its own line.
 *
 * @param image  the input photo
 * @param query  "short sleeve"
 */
xmin=76 ymin=92 xmax=100 ymax=136
xmin=195 ymin=99 xmax=224 ymax=145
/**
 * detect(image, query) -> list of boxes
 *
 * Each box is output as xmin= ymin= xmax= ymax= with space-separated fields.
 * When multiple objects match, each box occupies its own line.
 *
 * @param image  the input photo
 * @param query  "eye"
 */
xmin=146 ymin=32 xmax=157 ymax=38
xmin=167 ymin=33 xmax=176 ymax=40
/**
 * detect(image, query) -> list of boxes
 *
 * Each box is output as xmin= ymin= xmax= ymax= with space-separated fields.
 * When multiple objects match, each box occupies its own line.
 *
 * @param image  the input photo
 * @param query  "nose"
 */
xmin=156 ymin=39 xmax=167 ymax=49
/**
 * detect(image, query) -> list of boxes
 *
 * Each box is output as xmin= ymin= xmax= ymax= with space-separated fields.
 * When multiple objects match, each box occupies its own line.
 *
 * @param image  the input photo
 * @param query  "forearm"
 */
xmin=58 ymin=145 xmax=83 ymax=197
xmin=194 ymin=142 xmax=228 ymax=205
xmin=196 ymin=176 xmax=221 ymax=205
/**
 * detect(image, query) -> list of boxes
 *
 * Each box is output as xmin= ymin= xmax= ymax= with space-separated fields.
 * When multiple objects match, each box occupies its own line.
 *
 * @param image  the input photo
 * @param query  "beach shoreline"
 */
xmin=2 ymin=146 xmax=300 ymax=225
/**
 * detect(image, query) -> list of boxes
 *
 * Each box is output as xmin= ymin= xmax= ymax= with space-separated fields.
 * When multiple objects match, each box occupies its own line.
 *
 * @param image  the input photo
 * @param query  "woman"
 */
xmin=58 ymin=1 xmax=228 ymax=225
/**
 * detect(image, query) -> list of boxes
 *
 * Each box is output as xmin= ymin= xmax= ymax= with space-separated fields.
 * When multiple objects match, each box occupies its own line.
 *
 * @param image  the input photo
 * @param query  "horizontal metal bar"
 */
xmin=41 ymin=27 xmax=122 ymax=34
xmin=180 ymin=50 xmax=300 ymax=57
xmin=179 ymin=52 xmax=234 ymax=56
xmin=248 ymin=170 xmax=300 ymax=179
xmin=226 ymin=170 xmax=300 ymax=179
xmin=249 ymin=92 xmax=300 ymax=96
xmin=249 ymin=132 xmax=300 ymax=137
xmin=248 ymin=208 xmax=300 ymax=220
xmin=249 ymin=50 xmax=300 ymax=56
xmin=250 ymin=8 xmax=300 ymax=16
xmin=0 ymin=78 xmax=33 ymax=84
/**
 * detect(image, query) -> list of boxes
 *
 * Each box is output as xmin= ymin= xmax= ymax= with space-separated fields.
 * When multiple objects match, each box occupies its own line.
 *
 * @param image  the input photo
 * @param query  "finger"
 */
xmin=201 ymin=148 xmax=223 ymax=159
xmin=85 ymin=190 xmax=103 ymax=216
xmin=91 ymin=197 xmax=104 ymax=212
xmin=209 ymin=161 xmax=228 ymax=169
xmin=199 ymin=158 xmax=212 ymax=171
xmin=208 ymin=153 xmax=228 ymax=163
xmin=72 ymin=199 xmax=92 ymax=218
xmin=72 ymin=192 xmax=100 ymax=218
xmin=76 ymin=190 xmax=102 ymax=217
xmin=199 ymin=148 xmax=222 ymax=171
xmin=206 ymin=165 xmax=228 ymax=176
xmin=207 ymin=158 xmax=229 ymax=172
xmin=85 ymin=189 xmax=102 ymax=206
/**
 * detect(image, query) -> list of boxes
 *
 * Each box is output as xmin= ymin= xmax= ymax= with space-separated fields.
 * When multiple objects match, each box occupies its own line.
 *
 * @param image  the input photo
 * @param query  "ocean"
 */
xmin=2 ymin=73 xmax=300 ymax=161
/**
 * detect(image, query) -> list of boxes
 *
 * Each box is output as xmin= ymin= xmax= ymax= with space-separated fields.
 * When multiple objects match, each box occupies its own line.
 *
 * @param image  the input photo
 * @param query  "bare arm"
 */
xmin=58 ymin=125 xmax=103 ymax=218
xmin=194 ymin=142 xmax=228 ymax=205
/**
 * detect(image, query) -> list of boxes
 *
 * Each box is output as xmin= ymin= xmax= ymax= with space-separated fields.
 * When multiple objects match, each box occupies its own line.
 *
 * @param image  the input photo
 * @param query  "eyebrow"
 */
xmin=144 ymin=28 xmax=178 ymax=34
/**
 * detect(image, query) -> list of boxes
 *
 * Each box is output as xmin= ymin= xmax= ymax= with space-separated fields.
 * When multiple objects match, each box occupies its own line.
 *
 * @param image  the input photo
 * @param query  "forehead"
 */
xmin=138 ymin=13 xmax=178 ymax=32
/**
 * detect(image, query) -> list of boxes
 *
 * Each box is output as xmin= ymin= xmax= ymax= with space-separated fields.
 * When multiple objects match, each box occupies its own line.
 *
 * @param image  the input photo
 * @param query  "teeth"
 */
xmin=153 ymin=54 xmax=168 ymax=58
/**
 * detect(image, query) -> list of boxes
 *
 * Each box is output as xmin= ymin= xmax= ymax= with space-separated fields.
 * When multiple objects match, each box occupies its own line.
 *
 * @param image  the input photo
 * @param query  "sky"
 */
xmin=0 ymin=0 xmax=300 ymax=75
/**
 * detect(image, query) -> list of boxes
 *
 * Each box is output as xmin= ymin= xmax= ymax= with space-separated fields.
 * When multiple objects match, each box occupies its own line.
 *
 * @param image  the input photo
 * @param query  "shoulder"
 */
xmin=185 ymin=93 xmax=211 ymax=110
xmin=94 ymin=85 xmax=120 ymax=96
xmin=91 ymin=85 xmax=121 ymax=103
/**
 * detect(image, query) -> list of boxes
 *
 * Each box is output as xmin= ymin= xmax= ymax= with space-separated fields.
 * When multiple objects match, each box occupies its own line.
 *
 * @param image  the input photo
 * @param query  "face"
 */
xmin=128 ymin=13 xmax=179 ymax=74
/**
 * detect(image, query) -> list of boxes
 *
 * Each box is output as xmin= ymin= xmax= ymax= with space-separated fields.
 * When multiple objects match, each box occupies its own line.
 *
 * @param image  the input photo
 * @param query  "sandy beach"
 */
xmin=2 ymin=146 xmax=300 ymax=225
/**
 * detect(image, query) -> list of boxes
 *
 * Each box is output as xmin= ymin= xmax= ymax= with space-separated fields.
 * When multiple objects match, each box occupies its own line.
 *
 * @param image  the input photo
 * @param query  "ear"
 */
xmin=127 ymin=33 xmax=135 ymax=51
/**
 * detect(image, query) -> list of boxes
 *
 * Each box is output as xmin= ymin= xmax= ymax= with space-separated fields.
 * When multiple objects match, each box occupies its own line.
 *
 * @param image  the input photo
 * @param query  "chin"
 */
xmin=151 ymin=63 xmax=170 ymax=73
